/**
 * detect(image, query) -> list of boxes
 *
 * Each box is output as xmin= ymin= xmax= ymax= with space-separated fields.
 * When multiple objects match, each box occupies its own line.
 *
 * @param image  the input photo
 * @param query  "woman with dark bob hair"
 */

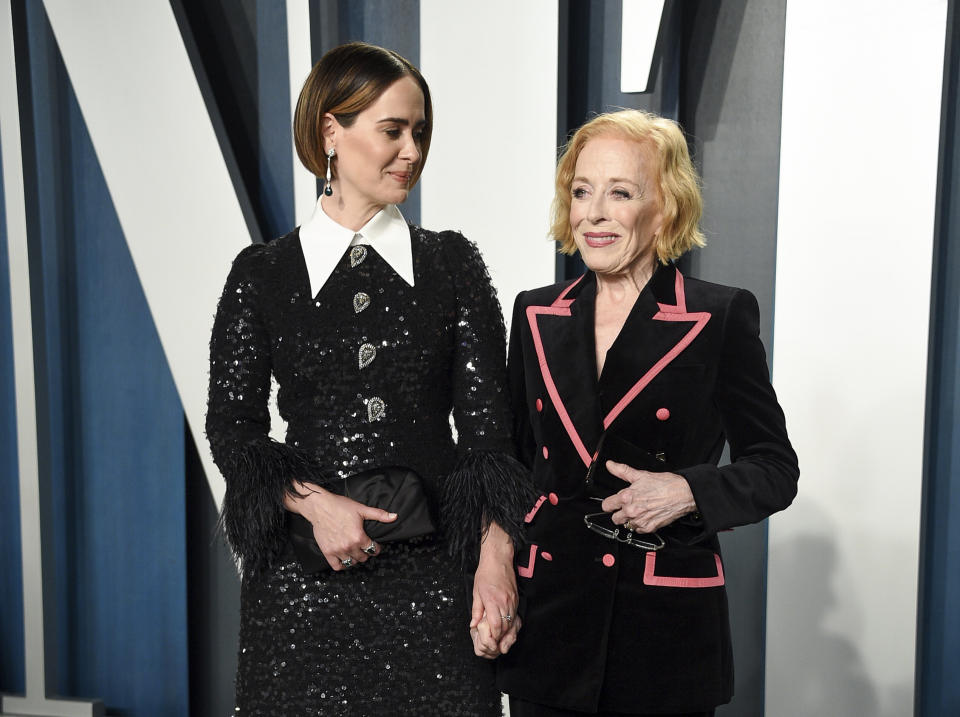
xmin=206 ymin=42 xmax=531 ymax=715
xmin=496 ymin=109 xmax=799 ymax=716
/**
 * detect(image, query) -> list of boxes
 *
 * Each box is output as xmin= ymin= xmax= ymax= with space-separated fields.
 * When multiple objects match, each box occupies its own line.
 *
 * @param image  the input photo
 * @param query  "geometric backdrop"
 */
xmin=2 ymin=2 xmax=958 ymax=716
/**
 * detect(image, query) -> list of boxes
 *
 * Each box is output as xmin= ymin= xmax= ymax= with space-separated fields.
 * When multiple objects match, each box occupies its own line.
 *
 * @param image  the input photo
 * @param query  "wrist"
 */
xmin=479 ymin=522 xmax=514 ymax=561
xmin=287 ymin=482 xmax=330 ymax=522
xmin=671 ymin=475 xmax=698 ymax=515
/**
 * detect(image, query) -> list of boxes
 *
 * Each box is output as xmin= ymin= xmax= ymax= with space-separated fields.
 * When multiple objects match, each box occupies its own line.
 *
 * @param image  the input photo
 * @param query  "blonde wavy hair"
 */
xmin=551 ymin=110 xmax=705 ymax=263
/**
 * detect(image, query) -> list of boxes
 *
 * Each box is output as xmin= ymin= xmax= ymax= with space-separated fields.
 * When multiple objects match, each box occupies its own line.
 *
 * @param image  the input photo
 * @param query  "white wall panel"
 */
xmin=620 ymin=0 xmax=665 ymax=93
xmin=766 ymin=2 xmax=947 ymax=715
xmin=42 ymin=0 xmax=257 ymax=509
xmin=419 ymin=1 xmax=558 ymax=324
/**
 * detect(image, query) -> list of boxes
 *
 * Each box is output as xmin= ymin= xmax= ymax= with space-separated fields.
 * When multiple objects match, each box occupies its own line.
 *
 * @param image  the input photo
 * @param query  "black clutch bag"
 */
xmin=286 ymin=465 xmax=436 ymax=573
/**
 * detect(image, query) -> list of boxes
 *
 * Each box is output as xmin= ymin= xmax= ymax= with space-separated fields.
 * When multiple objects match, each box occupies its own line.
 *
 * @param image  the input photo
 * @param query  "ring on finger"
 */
xmin=501 ymin=614 xmax=513 ymax=622
xmin=340 ymin=557 xmax=354 ymax=568
xmin=362 ymin=543 xmax=377 ymax=555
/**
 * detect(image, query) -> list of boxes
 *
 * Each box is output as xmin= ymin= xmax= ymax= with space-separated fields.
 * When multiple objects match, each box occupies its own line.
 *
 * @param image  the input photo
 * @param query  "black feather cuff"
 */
xmin=216 ymin=439 xmax=335 ymax=576
xmin=441 ymin=450 xmax=538 ymax=566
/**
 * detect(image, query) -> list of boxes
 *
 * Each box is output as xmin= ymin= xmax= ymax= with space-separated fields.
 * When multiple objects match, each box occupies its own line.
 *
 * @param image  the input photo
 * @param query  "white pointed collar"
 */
xmin=298 ymin=199 xmax=414 ymax=297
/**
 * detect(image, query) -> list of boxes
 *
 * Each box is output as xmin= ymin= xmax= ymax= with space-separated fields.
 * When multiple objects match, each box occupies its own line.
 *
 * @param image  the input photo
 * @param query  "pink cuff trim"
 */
xmin=524 ymin=495 xmax=547 ymax=523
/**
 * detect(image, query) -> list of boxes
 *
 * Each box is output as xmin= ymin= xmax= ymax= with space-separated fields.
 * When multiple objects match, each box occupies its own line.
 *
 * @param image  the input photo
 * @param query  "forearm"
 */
xmin=479 ymin=520 xmax=515 ymax=563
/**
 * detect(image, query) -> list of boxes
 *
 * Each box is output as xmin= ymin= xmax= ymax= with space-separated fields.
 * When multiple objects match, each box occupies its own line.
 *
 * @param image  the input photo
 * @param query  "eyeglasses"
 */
xmin=583 ymin=511 xmax=665 ymax=551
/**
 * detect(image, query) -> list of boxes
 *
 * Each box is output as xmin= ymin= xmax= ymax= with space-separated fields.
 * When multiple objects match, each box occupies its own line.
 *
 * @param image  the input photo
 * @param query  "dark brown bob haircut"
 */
xmin=294 ymin=42 xmax=433 ymax=185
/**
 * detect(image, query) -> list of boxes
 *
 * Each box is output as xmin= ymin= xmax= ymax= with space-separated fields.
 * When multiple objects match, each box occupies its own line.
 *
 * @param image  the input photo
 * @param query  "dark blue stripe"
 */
xmin=20 ymin=3 xmax=188 ymax=712
xmin=257 ymin=3 xmax=295 ymax=236
xmin=0 ymin=102 xmax=26 ymax=697
xmin=917 ymin=1 xmax=960 ymax=714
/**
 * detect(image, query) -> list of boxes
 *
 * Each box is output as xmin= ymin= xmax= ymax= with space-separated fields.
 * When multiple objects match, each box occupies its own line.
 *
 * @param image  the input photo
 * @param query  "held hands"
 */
xmin=470 ymin=522 xmax=521 ymax=659
xmin=285 ymin=482 xmax=397 ymax=571
xmin=600 ymin=461 xmax=697 ymax=533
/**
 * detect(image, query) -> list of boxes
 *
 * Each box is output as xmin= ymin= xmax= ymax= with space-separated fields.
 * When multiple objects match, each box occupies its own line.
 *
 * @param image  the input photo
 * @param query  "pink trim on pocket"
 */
xmin=524 ymin=496 xmax=547 ymax=523
xmin=517 ymin=544 xmax=539 ymax=579
xmin=643 ymin=552 xmax=725 ymax=588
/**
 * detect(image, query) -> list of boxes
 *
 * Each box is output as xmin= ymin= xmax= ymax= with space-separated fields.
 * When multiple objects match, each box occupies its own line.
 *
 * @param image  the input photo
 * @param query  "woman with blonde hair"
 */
xmin=496 ymin=109 xmax=799 ymax=716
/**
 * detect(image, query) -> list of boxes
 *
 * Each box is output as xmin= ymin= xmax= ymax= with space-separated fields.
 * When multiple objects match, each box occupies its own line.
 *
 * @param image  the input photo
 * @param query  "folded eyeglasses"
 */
xmin=583 ymin=509 xmax=665 ymax=551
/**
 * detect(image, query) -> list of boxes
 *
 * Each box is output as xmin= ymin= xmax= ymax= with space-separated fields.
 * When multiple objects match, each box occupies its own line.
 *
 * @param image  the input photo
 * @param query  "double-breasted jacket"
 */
xmin=497 ymin=264 xmax=799 ymax=714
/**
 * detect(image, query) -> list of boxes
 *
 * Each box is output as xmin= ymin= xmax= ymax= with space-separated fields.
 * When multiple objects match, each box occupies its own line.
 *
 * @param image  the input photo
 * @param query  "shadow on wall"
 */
xmin=680 ymin=0 xmax=747 ymax=142
xmin=768 ymin=529 xmax=878 ymax=715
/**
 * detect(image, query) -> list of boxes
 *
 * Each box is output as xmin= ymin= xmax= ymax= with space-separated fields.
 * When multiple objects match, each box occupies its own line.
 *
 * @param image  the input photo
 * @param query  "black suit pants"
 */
xmin=508 ymin=696 xmax=715 ymax=717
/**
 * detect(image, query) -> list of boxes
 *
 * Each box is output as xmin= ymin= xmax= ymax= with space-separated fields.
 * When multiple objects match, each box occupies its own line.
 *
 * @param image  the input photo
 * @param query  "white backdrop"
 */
xmin=419 ymin=0 xmax=559 ymax=323
xmin=766 ymin=1 xmax=947 ymax=714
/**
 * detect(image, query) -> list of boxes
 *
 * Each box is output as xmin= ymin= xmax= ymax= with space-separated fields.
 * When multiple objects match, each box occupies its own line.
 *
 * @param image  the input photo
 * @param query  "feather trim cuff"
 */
xmin=216 ymin=439 xmax=334 ymax=576
xmin=441 ymin=450 xmax=538 ymax=565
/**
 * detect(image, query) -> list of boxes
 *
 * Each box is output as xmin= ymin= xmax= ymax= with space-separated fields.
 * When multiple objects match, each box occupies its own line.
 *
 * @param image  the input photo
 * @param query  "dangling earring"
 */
xmin=324 ymin=148 xmax=336 ymax=196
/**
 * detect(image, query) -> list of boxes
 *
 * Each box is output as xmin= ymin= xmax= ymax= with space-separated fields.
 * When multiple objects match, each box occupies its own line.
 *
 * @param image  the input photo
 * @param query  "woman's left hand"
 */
xmin=601 ymin=461 xmax=698 ymax=533
xmin=470 ymin=521 xmax=520 ymax=659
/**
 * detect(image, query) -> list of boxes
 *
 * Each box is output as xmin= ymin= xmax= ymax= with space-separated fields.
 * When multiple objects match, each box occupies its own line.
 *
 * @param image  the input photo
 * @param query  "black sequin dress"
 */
xmin=206 ymin=224 xmax=530 ymax=716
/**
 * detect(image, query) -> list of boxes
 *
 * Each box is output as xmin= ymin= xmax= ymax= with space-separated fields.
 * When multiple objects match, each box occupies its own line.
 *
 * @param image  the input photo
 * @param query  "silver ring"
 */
xmin=363 ymin=543 xmax=377 ymax=555
xmin=340 ymin=557 xmax=354 ymax=568
xmin=501 ymin=614 xmax=513 ymax=622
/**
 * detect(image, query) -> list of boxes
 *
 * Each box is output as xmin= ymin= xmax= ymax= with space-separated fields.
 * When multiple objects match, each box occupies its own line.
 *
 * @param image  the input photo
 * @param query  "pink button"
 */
xmin=542 ymin=446 xmax=549 ymax=459
xmin=602 ymin=553 xmax=616 ymax=567
xmin=548 ymin=492 xmax=559 ymax=505
xmin=536 ymin=398 xmax=543 ymax=412
xmin=656 ymin=407 xmax=670 ymax=421
xmin=542 ymin=551 xmax=553 ymax=561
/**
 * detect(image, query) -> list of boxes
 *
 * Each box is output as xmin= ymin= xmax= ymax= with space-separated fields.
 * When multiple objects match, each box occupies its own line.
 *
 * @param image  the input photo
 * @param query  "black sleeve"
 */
xmin=678 ymin=289 xmax=799 ymax=536
xmin=438 ymin=233 xmax=536 ymax=563
xmin=205 ymin=246 xmax=331 ymax=575
xmin=508 ymin=291 xmax=536 ymax=470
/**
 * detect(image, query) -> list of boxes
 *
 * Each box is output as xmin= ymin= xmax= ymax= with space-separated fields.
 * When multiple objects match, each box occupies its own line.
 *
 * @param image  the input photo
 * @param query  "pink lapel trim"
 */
xmin=603 ymin=271 xmax=711 ymax=428
xmin=527 ymin=271 xmax=710 ymax=468
xmin=526 ymin=276 xmax=593 ymax=466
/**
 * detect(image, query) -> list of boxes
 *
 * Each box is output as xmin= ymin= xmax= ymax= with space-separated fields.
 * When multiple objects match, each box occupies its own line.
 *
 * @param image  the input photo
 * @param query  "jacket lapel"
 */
xmin=527 ymin=266 xmax=713 ymax=469
xmin=526 ymin=274 xmax=603 ymax=467
xmin=599 ymin=264 xmax=712 ymax=428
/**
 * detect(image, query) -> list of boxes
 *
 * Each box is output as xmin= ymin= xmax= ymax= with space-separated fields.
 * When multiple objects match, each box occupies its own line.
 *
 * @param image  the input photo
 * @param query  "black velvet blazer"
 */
xmin=496 ymin=264 xmax=799 ymax=713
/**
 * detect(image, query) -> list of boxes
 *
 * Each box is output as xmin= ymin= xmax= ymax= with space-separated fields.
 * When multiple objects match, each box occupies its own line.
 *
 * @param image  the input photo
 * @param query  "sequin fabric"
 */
xmin=206 ymin=226 xmax=515 ymax=715
xmin=236 ymin=541 xmax=499 ymax=716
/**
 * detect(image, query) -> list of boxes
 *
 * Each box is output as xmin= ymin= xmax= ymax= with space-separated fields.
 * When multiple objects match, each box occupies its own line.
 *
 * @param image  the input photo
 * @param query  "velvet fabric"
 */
xmin=497 ymin=264 xmax=799 ymax=714
xmin=509 ymin=696 xmax=715 ymax=717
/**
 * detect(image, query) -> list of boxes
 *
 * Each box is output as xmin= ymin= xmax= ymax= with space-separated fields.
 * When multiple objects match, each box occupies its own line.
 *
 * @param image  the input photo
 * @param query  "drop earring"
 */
xmin=324 ymin=148 xmax=335 ymax=196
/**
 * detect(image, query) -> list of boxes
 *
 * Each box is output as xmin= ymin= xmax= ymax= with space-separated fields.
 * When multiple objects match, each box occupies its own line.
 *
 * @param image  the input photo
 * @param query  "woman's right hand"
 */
xmin=285 ymin=482 xmax=397 ymax=571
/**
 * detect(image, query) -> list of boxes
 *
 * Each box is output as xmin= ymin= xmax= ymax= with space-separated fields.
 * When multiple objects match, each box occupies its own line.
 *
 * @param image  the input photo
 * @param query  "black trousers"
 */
xmin=508 ymin=696 xmax=716 ymax=717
